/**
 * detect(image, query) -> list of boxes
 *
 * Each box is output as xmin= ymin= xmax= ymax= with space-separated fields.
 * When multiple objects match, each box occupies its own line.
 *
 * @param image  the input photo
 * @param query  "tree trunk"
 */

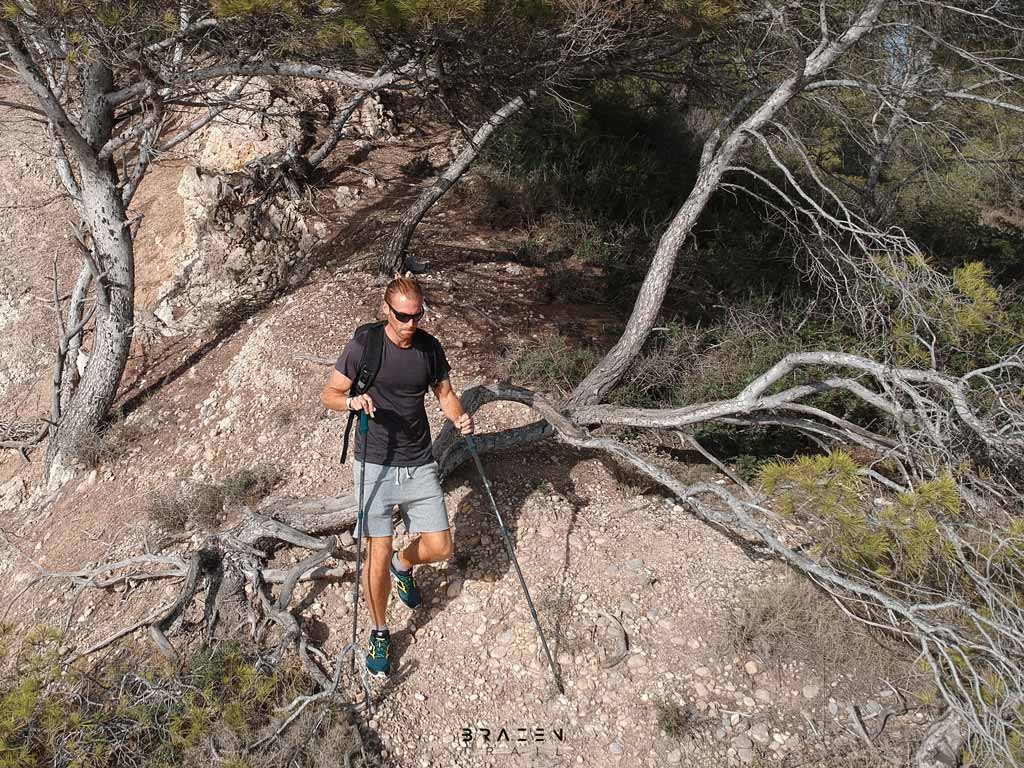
xmin=378 ymin=93 xmax=532 ymax=277
xmin=45 ymin=160 xmax=135 ymax=478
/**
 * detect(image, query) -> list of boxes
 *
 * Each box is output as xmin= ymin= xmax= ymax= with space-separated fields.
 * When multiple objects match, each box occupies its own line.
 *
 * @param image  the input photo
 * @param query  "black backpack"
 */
xmin=340 ymin=321 xmax=386 ymax=463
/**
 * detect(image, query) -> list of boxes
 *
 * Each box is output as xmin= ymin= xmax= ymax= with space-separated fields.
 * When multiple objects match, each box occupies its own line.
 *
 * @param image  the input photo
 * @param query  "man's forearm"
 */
xmin=322 ymin=386 xmax=351 ymax=412
xmin=438 ymin=390 xmax=466 ymax=424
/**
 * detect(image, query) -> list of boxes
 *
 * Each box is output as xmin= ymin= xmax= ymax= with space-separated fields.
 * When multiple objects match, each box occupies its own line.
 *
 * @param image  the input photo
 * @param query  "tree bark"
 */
xmin=42 ymin=58 xmax=135 ymax=478
xmin=45 ymin=158 xmax=135 ymax=476
xmin=378 ymin=93 xmax=532 ymax=277
xmin=59 ymin=265 xmax=94 ymax=416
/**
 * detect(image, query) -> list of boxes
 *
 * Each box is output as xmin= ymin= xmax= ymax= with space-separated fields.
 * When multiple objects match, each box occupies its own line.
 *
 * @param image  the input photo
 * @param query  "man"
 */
xmin=321 ymin=277 xmax=474 ymax=677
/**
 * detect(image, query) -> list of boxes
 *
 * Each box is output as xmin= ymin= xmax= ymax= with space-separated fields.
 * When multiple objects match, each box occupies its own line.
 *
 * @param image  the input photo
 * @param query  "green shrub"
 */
xmin=0 ymin=629 xmax=368 ymax=768
xmin=759 ymin=453 xmax=968 ymax=583
xmin=500 ymin=334 xmax=599 ymax=397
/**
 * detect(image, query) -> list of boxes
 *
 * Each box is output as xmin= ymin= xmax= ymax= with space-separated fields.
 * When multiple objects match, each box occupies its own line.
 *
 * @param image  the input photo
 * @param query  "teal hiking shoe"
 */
xmin=366 ymin=629 xmax=391 ymax=677
xmin=390 ymin=561 xmax=422 ymax=609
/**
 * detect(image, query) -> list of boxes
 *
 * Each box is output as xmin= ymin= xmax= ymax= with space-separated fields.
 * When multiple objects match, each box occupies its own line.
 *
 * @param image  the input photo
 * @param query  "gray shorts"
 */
xmin=352 ymin=461 xmax=450 ymax=538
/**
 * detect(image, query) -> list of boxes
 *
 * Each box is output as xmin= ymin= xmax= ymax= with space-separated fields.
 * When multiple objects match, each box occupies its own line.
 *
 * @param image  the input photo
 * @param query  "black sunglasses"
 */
xmin=386 ymin=301 xmax=425 ymax=323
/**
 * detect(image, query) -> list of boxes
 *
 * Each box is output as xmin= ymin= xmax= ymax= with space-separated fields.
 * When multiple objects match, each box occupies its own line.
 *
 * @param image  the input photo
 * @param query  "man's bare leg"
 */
xmin=362 ymin=535 xmax=393 ymax=628
xmin=398 ymin=529 xmax=453 ymax=569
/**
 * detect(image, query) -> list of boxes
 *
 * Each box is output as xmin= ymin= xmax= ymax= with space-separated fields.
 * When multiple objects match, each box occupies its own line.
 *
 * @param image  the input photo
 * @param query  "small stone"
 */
xmin=694 ymin=682 xmax=710 ymax=698
xmin=695 ymin=666 xmax=712 ymax=678
xmin=754 ymin=688 xmax=772 ymax=704
xmin=667 ymin=749 xmax=682 ymax=764
xmin=737 ymin=747 xmax=754 ymax=763
xmin=687 ymin=639 xmax=701 ymax=650
xmin=627 ymin=655 xmax=647 ymax=670
xmin=744 ymin=661 xmax=760 ymax=675
xmin=733 ymin=735 xmax=753 ymax=750
xmin=539 ymin=525 xmax=555 ymax=539
xmin=608 ymin=741 xmax=623 ymax=754
xmin=414 ymin=692 xmax=426 ymax=701
xmin=620 ymin=598 xmax=640 ymax=617
xmin=802 ymin=684 xmax=820 ymax=699
xmin=446 ymin=580 xmax=464 ymax=598
xmin=749 ymin=722 xmax=770 ymax=745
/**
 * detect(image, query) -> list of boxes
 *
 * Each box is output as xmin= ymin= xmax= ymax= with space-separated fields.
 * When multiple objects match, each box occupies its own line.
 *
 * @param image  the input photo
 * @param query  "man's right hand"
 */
xmin=348 ymin=393 xmax=376 ymax=417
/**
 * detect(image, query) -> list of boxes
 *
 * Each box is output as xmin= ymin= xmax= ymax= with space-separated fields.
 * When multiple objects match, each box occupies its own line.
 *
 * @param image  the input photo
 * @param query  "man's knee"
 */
xmin=366 ymin=536 xmax=393 ymax=566
xmin=422 ymin=532 xmax=453 ymax=562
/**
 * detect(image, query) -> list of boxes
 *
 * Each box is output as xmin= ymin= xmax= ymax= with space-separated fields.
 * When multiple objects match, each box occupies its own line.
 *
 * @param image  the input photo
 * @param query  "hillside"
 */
xmin=0 ymin=86 xmax=934 ymax=768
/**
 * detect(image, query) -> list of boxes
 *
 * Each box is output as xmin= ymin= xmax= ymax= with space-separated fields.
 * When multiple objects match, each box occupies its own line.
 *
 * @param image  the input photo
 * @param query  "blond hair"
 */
xmin=384 ymin=276 xmax=424 ymax=304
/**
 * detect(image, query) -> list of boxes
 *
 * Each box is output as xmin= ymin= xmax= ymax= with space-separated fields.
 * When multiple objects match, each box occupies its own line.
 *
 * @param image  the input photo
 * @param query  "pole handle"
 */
xmin=359 ymin=410 xmax=369 ymax=434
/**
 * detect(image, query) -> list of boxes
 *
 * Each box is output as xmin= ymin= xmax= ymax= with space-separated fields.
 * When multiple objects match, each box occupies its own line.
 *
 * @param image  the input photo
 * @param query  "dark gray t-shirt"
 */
xmin=336 ymin=327 xmax=451 ymax=467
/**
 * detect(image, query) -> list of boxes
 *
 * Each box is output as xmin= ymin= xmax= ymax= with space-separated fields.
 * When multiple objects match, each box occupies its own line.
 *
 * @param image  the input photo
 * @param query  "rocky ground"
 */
xmin=0 ymin=84 xmax=932 ymax=767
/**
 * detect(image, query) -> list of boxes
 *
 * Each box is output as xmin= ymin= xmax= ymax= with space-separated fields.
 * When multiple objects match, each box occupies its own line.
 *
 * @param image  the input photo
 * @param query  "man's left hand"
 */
xmin=455 ymin=413 xmax=474 ymax=435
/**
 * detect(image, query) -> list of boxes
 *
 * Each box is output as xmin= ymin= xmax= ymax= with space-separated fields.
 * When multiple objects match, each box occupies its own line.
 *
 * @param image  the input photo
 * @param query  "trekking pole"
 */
xmin=350 ymin=410 xmax=370 ymax=674
xmin=465 ymin=435 xmax=564 ymax=695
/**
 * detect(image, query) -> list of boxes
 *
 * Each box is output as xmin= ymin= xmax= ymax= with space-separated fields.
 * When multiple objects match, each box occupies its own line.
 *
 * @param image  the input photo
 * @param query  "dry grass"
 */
xmin=146 ymin=483 xmax=223 ymax=532
xmin=724 ymin=570 xmax=912 ymax=688
xmin=190 ymin=483 xmax=226 ymax=529
xmin=146 ymin=467 xmax=283 ymax=532
xmin=655 ymin=700 xmax=707 ymax=740
xmin=220 ymin=465 xmax=285 ymax=506
xmin=146 ymin=488 xmax=192 ymax=531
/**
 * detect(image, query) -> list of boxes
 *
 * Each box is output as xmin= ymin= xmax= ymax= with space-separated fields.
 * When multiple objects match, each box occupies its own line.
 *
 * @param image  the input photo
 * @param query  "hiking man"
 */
xmin=321 ymin=276 xmax=474 ymax=676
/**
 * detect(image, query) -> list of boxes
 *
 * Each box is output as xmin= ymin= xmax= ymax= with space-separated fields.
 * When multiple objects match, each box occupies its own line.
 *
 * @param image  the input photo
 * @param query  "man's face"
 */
xmin=383 ymin=292 xmax=423 ymax=342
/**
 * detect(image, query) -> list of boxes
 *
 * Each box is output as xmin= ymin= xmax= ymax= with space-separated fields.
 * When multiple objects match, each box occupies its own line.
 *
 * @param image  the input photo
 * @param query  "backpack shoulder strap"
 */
xmin=351 ymin=322 xmax=385 ymax=396
xmin=340 ymin=321 xmax=386 ymax=464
